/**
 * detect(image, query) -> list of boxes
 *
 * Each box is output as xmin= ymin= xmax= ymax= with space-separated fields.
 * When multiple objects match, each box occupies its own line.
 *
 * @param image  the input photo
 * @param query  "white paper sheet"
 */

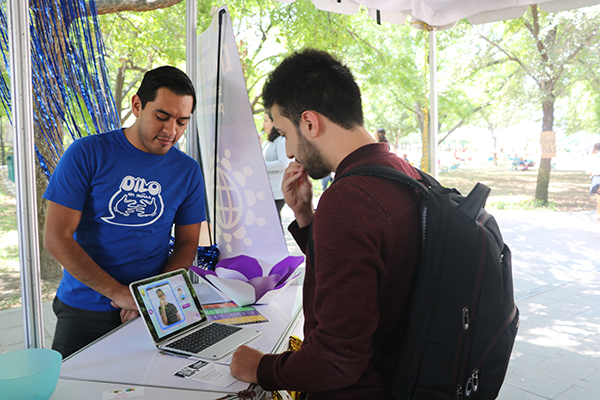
xmin=174 ymin=360 xmax=237 ymax=388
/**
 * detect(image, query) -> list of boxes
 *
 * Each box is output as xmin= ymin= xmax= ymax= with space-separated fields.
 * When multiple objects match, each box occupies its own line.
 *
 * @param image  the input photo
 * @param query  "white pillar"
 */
xmin=429 ymin=30 xmax=438 ymax=180
xmin=186 ymin=0 xmax=198 ymax=161
xmin=8 ymin=0 xmax=45 ymax=348
xmin=186 ymin=0 xmax=200 ymax=278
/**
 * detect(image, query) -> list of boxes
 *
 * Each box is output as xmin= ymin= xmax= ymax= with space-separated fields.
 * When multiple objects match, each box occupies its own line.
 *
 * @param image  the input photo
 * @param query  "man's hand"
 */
xmin=111 ymin=292 xmax=140 ymax=323
xmin=45 ymin=201 xmax=140 ymax=316
xmin=230 ymin=345 xmax=264 ymax=384
xmin=282 ymin=161 xmax=314 ymax=228
xmin=109 ymin=285 xmax=139 ymax=314
xmin=119 ymin=308 xmax=140 ymax=323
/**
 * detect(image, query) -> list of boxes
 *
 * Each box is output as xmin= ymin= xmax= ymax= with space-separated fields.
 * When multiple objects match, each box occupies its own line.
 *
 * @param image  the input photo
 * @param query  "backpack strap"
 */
xmin=334 ymin=164 xmax=432 ymax=199
xmin=306 ymin=164 xmax=491 ymax=267
xmin=307 ymin=164 xmax=428 ymax=269
xmin=338 ymin=164 xmax=490 ymax=221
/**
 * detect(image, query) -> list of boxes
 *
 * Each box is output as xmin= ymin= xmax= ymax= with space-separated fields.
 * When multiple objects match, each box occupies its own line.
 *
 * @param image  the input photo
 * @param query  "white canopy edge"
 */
xmin=276 ymin=0 xmax=600 ymax=26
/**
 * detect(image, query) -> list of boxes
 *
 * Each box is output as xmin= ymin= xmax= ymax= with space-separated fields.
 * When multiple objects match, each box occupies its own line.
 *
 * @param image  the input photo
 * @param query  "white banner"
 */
xmin=195 ymin=6 xmax=290 ymax=271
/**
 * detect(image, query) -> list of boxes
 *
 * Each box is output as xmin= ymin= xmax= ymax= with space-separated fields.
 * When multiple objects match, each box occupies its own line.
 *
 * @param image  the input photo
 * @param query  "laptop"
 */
xmin=129 ymin=269 xmax=262 ymax=360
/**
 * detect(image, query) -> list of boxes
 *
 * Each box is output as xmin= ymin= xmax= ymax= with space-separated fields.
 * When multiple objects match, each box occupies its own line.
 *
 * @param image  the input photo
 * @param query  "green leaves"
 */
xmin=96 ymin=2 xmax=600 ymax=144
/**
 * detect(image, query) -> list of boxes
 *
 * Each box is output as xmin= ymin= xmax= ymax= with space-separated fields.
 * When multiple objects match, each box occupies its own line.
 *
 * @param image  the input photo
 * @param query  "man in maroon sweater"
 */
xmin=230 ymin=49 xmax=422 ymax=399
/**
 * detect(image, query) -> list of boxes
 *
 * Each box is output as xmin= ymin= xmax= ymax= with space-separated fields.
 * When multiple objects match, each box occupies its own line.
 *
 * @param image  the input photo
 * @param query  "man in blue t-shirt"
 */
xmin=43 ymin=66 xmax=206 ymax=358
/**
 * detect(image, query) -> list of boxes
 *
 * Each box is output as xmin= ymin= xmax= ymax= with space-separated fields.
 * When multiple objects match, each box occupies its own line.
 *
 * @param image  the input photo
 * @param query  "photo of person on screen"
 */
xmin=156 ymin=288 xmax=181 ymax=326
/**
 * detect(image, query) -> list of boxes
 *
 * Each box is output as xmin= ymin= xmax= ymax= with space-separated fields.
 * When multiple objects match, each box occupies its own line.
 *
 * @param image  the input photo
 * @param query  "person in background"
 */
xmin=230 ymin=49 xmax=421 ymax=400
xmin=586 ymin=142 xmax=600 ymax=223
xmin=376 ymin=127 xmax=390 ymax=150
xmin=262 ymin=110 xmax=292 ymax=222
xmin=43 ymin=66 xmax=206 ymax=358
xmin=320 ymin=173 xmax=334 ymax=191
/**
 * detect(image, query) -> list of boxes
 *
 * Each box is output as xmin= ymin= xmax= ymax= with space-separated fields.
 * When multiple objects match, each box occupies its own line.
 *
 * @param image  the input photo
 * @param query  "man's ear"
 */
xmin=131 ymin=95 xmax=142 ymax=117
xmin=301 ymin=111 xmax=321 ymax=138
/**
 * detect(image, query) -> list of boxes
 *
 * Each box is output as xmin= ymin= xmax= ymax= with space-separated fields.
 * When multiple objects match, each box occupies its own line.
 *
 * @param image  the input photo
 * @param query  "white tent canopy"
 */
xmin=278 ymin=0 xmax=600 ymax=26
xmin=272 ymin=0 xmax=600 ymax=175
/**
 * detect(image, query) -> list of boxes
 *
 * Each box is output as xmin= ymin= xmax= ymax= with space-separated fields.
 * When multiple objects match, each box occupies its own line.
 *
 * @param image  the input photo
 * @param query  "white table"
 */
xmin=51 ymin=281 xmax=304 ymax=399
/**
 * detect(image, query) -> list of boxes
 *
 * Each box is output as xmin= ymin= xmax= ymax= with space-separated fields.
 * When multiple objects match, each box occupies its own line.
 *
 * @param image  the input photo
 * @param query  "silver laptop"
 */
xmin=129 ymin=269 xmax=262 ymax=360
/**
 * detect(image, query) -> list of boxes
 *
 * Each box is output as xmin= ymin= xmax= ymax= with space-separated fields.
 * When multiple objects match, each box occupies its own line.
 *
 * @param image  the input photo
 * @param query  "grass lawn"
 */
xmin=436 ymin=164 xmax=594 ymax=211
xmin=0 ymin=172 xmax=20 ymax=310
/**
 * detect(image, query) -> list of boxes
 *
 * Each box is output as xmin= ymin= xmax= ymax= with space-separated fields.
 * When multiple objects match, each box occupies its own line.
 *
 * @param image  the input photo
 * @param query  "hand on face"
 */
xmin=282 ymin=161 xmax=314 ymax=227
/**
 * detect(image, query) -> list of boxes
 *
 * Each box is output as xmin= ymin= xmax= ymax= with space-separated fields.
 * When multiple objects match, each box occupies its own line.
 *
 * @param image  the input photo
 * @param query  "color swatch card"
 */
xmin=203 ymin=301 xmax=268 ymax=325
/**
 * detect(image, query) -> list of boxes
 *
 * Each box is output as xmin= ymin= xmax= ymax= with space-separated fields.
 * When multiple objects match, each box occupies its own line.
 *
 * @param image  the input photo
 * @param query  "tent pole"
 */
xmin=186 ymin=0 xmax=200 ymax=281
xmin=186 ymin=0 xmax=198 ymax=162
xmin=429 ymin=29 xmax=438 ymax=180
xmin=7 ymin=0 xmax=45 ymax=348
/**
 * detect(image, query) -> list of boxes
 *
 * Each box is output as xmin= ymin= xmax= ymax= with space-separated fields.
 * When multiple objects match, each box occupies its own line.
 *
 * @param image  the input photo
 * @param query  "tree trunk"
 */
xmin=0 ymin=118 xmax=5 ymax=165
xmin=114 ymin=64 xmax=125 ymax=119
xmin=535 ymin=158 xmax=552 ymax=203
xmin=414 ymin=104 xmax=430 ymax=173
xmin=31 ymin=3 xmax=66 ymax=279
xmin=37 ymin=166 xmax=62 ymax=279
xmin=535 ymin=98 xmax=555 ymax=204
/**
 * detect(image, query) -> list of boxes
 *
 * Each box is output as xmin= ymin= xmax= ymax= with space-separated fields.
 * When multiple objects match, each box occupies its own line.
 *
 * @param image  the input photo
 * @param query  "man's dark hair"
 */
xmin=262 ymin=49 xmax=363 ymax=130
xmin=136 ymin=66 xmax=197 ymax=113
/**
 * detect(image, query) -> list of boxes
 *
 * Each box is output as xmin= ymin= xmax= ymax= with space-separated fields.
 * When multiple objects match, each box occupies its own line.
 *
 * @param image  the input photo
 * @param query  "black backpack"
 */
xmin=308 ymin=164 xmax=519 ymax=400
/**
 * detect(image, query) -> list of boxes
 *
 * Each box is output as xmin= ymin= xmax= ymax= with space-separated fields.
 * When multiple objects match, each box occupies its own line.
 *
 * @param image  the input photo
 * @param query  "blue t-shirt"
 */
xmin=44 ymin=129 xmax=206 ymax=311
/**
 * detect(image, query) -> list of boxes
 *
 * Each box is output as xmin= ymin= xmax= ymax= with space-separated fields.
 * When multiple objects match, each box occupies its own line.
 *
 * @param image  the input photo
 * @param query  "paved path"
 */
xmin=494 ymin=210 xmax=600 ymax=399
xmin=1 ymin=190 xmax=599 ymax=398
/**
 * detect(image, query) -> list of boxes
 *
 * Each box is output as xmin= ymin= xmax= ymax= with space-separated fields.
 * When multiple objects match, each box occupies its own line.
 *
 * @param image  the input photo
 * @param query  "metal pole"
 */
xmin=7 ymin=0 xmax=45 ymax=348
xmin=186 ymin=0 xmax=199 ymax=280
xmin=429 ymin=30 xmax=439 ymax=180
xmin=186 ymin=0 xmax=198 ymax=161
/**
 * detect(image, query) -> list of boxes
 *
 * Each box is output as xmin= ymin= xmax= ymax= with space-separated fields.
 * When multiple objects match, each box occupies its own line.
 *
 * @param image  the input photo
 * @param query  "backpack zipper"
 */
xmin=454 ymin=219 xmax=489 ymax=394
xmin=450 ymin=305 xmax=469 ymax=392
xmin=464 ymin=305 xmax=518 ymax=397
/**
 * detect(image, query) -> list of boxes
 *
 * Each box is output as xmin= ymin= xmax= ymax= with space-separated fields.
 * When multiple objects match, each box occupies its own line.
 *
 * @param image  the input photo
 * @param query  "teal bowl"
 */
xmin=0 ymin=348 xmax=62 ymax=400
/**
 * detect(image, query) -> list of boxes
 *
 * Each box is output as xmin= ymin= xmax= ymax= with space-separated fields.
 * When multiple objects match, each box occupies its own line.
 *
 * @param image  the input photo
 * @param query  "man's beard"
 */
xmin=295 ymin=127 xmax=331 ymax=180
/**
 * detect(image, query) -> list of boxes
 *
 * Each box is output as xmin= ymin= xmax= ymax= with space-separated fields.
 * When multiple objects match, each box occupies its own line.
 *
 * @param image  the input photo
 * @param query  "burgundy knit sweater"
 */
xmin=257 ymin=143 xmax=421 ymax=399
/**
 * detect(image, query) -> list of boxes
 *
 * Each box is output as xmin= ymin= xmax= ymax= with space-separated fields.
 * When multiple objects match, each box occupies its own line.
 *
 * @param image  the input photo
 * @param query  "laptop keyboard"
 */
xmin=167 ymin=323 xmax=243 ymax=354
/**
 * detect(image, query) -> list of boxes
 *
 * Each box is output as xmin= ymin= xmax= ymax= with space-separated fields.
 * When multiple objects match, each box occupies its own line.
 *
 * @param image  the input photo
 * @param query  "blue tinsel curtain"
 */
xmin=0 ymin=0 xmax=120 ymax=179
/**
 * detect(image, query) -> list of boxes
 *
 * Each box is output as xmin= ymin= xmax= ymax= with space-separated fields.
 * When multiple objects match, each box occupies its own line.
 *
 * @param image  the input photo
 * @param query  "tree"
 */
xmin=475 ymin=5 xmax=600 ymax=203
xmin=99 ymin=2 xmax=189 ymax=123
xmin=0 ymin=0 xmax=190 ymax=279
xmin=334 ymin=16 xmax=495 ymax=169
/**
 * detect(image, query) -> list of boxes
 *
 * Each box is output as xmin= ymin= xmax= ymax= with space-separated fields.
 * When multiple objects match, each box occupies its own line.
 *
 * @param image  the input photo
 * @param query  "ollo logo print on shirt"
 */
xmin=101 ymin=175 xmax=164 ymax=226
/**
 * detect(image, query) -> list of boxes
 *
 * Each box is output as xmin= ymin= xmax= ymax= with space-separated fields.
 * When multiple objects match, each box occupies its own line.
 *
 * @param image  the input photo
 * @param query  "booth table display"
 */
xmin=51 ymin=280 xmax=303 ymax=399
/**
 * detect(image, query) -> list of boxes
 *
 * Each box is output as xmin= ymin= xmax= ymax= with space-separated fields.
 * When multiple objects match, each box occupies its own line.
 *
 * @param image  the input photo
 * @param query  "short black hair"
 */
xmin=136 ymin=66 xmax=196 ymax=113
xmin=377 ymin=128 xmax=388 ymax=143
xmin=262 ymin=49 xmax=363 ymax=130
xmin=265 ymin=109 xmax=273 ymax=121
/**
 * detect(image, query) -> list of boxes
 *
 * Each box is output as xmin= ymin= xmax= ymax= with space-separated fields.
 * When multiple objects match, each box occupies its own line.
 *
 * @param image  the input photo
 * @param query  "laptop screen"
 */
xmin=130 ymin=269 xmax=207 ymax=343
